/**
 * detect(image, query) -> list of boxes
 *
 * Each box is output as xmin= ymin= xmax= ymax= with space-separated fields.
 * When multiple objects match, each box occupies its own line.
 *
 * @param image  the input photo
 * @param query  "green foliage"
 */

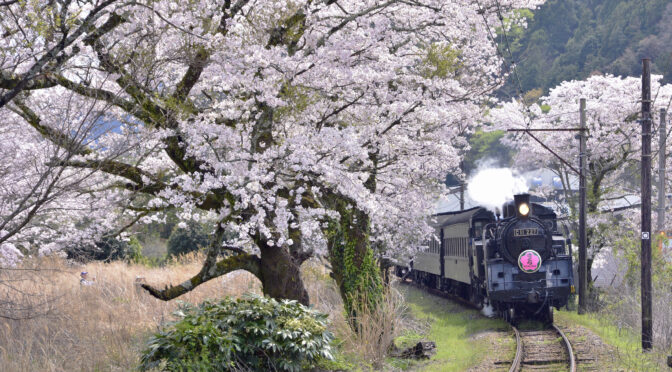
xmin=421 ymin=43 xmax=462 ymax=79
xmin=93 ymin=235 xmax=130 ymax=261
xmin=140 ymin=295 xmax=334 ymax=372
xmin=327 ymin=205 xmax=384 ymax=325
xmin=615 ymin=233 xmax=672 ymax=288
xmin=66 ymin=233 xmax=142 ymax=262
xmin=502 ymin=0 xmax=672 ymax=95
xmin=166 ymin=222 xmax=209 ymax=257
xmin=125 ymin=236 xmax=143 ymax=262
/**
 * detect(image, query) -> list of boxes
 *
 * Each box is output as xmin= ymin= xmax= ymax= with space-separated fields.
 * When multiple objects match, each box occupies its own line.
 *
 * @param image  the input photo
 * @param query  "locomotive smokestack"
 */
xmin=514 ymin=193 xmax=531 ymax=219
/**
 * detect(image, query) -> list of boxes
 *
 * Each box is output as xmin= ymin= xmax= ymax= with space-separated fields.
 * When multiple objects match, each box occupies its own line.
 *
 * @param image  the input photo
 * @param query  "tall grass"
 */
xmin=301 ymin=262 xmax=423 ymax=369
xmin=1 ymin=256 xmax=418 ymax=371
xmin=0 ymin=252 xmax=261 ymax=371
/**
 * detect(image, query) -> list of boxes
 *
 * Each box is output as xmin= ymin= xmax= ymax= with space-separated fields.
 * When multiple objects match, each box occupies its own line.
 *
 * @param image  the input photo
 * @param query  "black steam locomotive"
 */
xmin=396 ymin=194 xmax=574 ymax=323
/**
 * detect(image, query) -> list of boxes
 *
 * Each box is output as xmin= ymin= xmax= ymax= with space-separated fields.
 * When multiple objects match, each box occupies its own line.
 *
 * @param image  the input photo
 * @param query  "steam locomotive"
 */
xmin=396 ymin=194 xmax=574 ymax=323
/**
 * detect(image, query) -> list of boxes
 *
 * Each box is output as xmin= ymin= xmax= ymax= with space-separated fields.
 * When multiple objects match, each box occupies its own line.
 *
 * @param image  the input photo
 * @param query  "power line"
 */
xmin=477 ymin=1 xmax=532 ymax=129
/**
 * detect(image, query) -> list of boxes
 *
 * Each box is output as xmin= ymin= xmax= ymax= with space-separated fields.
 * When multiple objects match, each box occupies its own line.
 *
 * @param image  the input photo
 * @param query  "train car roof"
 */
xmin=430 ymin=206 xmax=494 ymax=227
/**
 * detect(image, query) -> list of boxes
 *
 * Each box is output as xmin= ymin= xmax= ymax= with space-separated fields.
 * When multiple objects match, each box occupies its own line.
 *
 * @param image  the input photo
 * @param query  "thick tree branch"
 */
xmin=49 ymin=74 xmax=152 ymax=123
xmin=172 ymin=46 xmax=208 ymax=105
xmin=142 ymin=253 xmax=260 ymax=300
xmin=57 ymin=158 xmax=227 ymax=209
xmin=0 ymin=71 xmax=56 ymax=91
xmin=0 ymin=0 xmax=118 ymax=108
xmin=11 ymin=100 xmax=92 ymax=156
xmin=56 ymin=158 xmax=159 ymax=187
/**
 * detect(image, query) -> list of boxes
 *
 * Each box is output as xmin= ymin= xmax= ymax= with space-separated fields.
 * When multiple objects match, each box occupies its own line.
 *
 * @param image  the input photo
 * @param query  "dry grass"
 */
xmin=301 ymin=261 xmax=421 ymax=368
xmin=0 ymin=252 xmax=261 ymax=372
xmin=334 ymin=285 xmax=415 ymax=368
xmin=1 ymin=255 xmax=415 ymax=372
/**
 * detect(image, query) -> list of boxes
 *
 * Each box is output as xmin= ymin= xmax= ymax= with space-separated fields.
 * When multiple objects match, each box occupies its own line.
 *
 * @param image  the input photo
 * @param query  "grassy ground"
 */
xmin=0 ymin=253 xmax=262 ymax=371
xmin=397 ymin=285 xmax=512 ymax=372
xmin=13 ymin=254 xmax=665 ymax=372
xmin=555 ymin=310 xmax=668 ymax=371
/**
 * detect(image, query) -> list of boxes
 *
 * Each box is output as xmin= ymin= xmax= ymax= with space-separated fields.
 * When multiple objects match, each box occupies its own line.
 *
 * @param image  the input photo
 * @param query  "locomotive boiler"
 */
xmin=398 ymin=193 xmax=574 ymax=323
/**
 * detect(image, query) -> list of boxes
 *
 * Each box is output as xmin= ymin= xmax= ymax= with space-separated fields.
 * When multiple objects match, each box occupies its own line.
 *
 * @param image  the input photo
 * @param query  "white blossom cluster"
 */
xmin=0 ymin=0 xmax=544 ymax=264
xmin=490 ymin=74 xmax=672 ymax=259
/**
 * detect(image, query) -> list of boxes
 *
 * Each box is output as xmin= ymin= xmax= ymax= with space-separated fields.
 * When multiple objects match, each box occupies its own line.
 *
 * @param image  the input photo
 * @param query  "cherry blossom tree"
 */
xmin=0 ymin=87 xmax=145 ymax=265
xmin=490 ymin=74 xmax=672 ymax=287
xmin=1 ymin=0 xmax=545 ymax=310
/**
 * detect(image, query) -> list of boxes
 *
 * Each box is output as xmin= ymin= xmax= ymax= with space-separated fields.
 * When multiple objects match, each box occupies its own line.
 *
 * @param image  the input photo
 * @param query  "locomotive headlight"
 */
xmin=518 ymin=203 xmax=530 ymax=217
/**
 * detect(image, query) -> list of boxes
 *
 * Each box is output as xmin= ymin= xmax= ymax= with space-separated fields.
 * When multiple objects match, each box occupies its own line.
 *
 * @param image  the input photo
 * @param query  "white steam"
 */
xmin=466 ymin=168 xmax=528 ymax=212
xmin=481 ymin=303 xmax=496 ymax=318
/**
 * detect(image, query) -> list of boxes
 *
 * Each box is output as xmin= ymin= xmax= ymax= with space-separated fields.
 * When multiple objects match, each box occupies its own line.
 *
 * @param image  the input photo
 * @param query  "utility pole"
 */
xmin=658 ymin=108 xmax=666 ymax=233
xmin=641 ymin=58 xmax=653 ymax=351
xmin=578 ymin=98 xmax=588 ymax=315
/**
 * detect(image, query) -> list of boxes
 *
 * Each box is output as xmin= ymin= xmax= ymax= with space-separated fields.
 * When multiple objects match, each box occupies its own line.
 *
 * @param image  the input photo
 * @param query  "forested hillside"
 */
xmin=505 ymin=0 xmax=672 ymax=95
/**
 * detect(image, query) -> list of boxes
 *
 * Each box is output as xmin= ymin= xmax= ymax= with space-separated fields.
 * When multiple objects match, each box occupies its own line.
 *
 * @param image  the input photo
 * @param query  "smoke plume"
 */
xmin=466 ymin=167 xmax=528 ymax=212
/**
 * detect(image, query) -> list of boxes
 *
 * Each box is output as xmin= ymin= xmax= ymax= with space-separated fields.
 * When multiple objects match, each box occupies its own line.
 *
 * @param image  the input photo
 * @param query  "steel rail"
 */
xmin=509 ymin=325 xmax=523 ymax=372
xmin=552 ymin=324 xmax=576 ymax=372
xmin=509 ymin=324 xmax=576 ymax=372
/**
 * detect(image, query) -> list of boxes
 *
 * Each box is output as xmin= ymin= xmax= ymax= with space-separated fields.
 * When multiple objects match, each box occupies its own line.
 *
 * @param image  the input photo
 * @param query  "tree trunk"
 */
xmin=143 ymin=226 xmax=310 ymax=306
xmin=326 ymin=200 xmax=383 ymax=324
xmin=258 ymin=241 xmax=310 ymax=305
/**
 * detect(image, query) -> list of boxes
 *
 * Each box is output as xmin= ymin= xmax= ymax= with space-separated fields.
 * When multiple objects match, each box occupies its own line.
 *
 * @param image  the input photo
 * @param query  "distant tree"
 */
xmin=167 ymin=223 xmax=209 ymax=257
xmin=503 ymin=0 xmax=672 ymax=95
xmin=67 ymin=233 xmax=145 ymax=262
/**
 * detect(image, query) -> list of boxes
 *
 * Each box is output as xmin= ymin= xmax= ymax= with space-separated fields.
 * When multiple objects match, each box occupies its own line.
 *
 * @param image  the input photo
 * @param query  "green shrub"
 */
xmin=140 ymin=295 xmax=334 ymax=372
xmin=66 ymin=233 xmax=138 ymax=262
xmin=166 ymin=222 xmax=209 ymax=257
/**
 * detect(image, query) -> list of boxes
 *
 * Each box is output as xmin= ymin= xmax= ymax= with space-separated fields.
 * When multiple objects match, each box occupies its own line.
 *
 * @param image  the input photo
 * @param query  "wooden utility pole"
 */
xmin=658 ymin=108 xmax=666 ymax=233
xmin=641 ymin=58 xmax=653 ymax=351
xmin=578 ymin=98 xmax=588 ymax=314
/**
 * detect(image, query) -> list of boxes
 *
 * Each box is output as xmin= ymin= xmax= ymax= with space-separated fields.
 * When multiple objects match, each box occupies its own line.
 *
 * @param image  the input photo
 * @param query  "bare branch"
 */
xmin=0 ymin=0 xmax=118 ymax=108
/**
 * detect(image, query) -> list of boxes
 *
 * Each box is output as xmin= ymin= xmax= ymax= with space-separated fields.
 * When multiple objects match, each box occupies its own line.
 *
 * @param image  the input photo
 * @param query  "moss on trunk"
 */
xmin=326 ymin=200 xmax=383 ymax=325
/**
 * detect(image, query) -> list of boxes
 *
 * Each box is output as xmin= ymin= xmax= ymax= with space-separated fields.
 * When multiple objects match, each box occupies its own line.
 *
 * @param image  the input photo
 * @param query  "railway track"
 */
xmin=400 ymin=278 xmax=578 ymax=371
xmin=509 ymin=324 xmax=576 ymax=372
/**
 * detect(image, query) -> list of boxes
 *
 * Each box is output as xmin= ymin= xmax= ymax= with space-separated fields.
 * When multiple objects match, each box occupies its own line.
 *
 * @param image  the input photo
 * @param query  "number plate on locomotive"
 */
xmin=513 ymin=228 xmax=539 ymax=237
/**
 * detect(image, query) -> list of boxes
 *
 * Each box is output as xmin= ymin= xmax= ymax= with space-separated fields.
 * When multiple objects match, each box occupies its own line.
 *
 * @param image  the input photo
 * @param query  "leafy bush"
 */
xmin=166 ymin=222 xmax=209 ymax=257
xmin=140 ymin=295 xmax=334 ymax=372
